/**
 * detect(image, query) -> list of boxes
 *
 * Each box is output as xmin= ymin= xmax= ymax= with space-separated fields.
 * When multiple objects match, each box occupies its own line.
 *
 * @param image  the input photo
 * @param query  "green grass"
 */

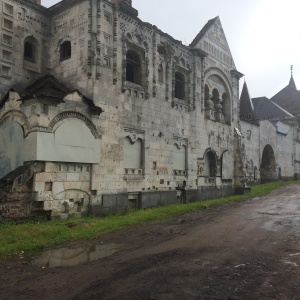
xmin=0 ymin=181 xmax=298 ymax=259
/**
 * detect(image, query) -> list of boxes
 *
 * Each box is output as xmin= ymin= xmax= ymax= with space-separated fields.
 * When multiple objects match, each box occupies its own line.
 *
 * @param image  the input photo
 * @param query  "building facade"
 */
xmin=0 ymin=0 xmax=298 ymax=220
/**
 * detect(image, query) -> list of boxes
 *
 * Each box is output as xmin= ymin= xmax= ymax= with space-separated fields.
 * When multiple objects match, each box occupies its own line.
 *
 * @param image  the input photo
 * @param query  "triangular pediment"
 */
xmin=22 ymin=74 xmax=71 ymax=101
xmin=190 ymin=16 xmax=236 ymax=69
xmin=0 ymin=75 xmax=103 ymax=115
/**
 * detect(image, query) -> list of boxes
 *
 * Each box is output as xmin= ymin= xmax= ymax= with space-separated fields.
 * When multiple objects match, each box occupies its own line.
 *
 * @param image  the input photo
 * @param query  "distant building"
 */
xmin=240 ymin=74 xmax=300 ymax=184
xmin=0 ymin=0 xmax=298 ymax=220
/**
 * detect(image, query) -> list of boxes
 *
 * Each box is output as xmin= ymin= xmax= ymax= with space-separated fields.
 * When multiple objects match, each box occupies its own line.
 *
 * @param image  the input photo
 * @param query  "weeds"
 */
xmin=0 ymin=181 xmax=298 ymax=259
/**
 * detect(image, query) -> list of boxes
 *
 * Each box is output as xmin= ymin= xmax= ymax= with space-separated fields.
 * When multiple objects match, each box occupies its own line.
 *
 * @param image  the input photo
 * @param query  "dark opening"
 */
xmin=175 ymin=72 xmax=185 ymax=100
xmin=60 ymin=41 xmax=71 ymax=61
xmin=126 ymin=50 xmax=141 ymax=84
xmin=207 ymin=151 xmax=216 ymax=177
xmin=205 ymin=84 xmax=209 ymax=101
xmin=24 ymin=42 xmax=35 ymax=61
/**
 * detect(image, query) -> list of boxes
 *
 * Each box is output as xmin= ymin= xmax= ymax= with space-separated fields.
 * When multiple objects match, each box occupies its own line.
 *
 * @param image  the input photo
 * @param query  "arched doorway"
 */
xmin=260 ymin=145 xmax=277 ymax=183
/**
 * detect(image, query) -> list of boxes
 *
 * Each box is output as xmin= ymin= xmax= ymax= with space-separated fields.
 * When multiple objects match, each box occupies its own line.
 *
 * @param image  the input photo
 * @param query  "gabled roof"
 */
xmin=271 ymin=76 xmax=300 ymax=115
xmin=0 ymin=74 xmax=103 ymax=115
xmin=252 ymin=96 xmax=294 ymax=121
xmin=239 ymin=81 xmax=256 ymax=121
xmin=20 ymin=74 xmax=70 ymax=101
xmin=189 ymin=17 xmax=218 ymax=47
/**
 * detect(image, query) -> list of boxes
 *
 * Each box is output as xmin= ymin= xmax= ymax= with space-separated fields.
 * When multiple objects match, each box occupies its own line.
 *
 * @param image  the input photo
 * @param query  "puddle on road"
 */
xmin=33 ymin=243 xmax=121 ymax=268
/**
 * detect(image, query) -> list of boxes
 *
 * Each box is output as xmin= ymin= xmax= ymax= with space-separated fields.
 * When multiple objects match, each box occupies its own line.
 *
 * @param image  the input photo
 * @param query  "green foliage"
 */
xmin=0 ymin=181 xmax=298 ymax=259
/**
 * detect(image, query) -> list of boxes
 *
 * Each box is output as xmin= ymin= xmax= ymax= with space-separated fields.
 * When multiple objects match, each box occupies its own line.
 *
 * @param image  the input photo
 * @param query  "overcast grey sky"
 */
xmin=43 ymin=0 xmax=300 ymax=98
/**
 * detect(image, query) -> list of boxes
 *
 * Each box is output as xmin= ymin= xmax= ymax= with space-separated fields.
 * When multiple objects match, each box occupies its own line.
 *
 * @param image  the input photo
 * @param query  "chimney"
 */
xmin=111 ymin=0 xmax=132 ymax=6
xmin=36 ymin=0 xmax=41 ymax=4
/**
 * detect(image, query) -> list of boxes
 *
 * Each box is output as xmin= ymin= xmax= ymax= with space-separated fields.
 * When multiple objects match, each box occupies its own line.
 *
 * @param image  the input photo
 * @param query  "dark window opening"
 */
xmin=175 ymin=72 xmax=185 ymax=100
xmin=24 ymin=42 xmax=35 ymax=62
xmin=206 ymin=151 xmax=217 ymax=177
xmin=60 ymin=41 xmax=71 ymax=61
xmin=126 ymin=50 xmax=141 ymax=85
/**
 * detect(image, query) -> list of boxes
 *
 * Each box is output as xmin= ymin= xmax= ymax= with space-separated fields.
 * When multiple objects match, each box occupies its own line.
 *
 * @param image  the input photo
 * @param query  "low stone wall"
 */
xmin=139 ymin=191 xmax=178 ymax=208
xmin=185 ymin=186 xmax=234 ymax=203
xmin=90 ymin=191 xmax=178 ymax=217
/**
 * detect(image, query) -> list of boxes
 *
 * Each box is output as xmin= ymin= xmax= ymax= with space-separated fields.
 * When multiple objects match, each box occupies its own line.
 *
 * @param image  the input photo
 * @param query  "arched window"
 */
xmin=204 ymin=151 xmax=216 ymax=177
xmin=126 ymin=50 xmax=141 ymax=85
xmin=175 ymin=72 xmax=185 ymax=100
xmin=24 ymin=37 xmax=38 ymax=62
xmin=60 ymin=41 xmax=71 ymax=61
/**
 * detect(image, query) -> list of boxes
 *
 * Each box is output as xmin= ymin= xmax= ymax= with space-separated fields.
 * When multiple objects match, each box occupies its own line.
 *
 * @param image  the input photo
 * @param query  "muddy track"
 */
xmin=1 ymin=184 xmax=300 ymax=300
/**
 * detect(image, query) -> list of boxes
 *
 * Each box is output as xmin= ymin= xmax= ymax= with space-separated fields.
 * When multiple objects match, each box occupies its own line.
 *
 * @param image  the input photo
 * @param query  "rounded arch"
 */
xmin=204 ymin=68 xmax=232 ymax=124
xmin=24 ymin=36 xmax=39 ymax=62
xmin=0 ymin=110 xmax=30 ymax=137
xmin=261 ymin=144 xmax=277 ymax=183
xmin=220 ymin=149 xmax=233 ymax=180
xmin=203 ymin=149 xmax=218 ymax=177
xmin=54 ymin=189 xmax=90 ymax=200
xmin=48 ymin=111 xmax=100 ymax=139
xmin=204 ymin=67 xmax=232 ymax=100
xmin=57 ymin=36 xmax=71 ymax=46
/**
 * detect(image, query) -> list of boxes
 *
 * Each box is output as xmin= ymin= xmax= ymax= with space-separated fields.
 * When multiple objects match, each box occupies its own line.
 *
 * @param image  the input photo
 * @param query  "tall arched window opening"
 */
xmin=175 ymin=72 xmax=185 ymax=100
xmin=24 ymin=37 xmax=38 ymax=62
xmin=126 ymin=50 xmax=141 ymax=85
xmin=204 ymin=151 xmax=216 ymax=177
xmin=60 ymin=41 xmax=71 ymax=61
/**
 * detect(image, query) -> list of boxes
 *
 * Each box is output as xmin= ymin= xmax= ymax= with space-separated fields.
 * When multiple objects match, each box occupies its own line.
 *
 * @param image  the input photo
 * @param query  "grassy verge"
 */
xmin=0 ymin=181 xmax=298 ymax=259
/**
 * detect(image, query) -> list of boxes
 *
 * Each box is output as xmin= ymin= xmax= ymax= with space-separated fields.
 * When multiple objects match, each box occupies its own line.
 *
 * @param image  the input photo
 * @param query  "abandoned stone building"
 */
xmin=0 ymin=0 xmax=299 ymax=220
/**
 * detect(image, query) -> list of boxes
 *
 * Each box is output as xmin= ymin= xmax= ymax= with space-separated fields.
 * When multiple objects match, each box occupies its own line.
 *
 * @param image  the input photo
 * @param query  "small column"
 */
xmin=205 ymin=93 xmax=215 ymax=120
xmin=215 ymin=97 xmax=224 ymax=122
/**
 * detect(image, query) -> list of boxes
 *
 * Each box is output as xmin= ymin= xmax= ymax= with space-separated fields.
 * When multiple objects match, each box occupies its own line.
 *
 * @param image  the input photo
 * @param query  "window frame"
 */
xmin=60 ymin=40 xmax=71 ymax=61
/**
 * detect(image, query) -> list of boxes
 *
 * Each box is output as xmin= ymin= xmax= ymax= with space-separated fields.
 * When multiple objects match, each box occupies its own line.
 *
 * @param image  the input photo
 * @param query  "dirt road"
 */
xmin=1 ymin=184 xmax=300 ymax=300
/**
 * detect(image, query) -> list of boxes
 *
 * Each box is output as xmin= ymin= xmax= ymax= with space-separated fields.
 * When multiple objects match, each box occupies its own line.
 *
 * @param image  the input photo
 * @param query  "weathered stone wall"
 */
xmin=0 ymin=0 xmax=248 ymax=220
xmin=240 ymin=120 xmax=260 ymax=183
xmin=0 ymin=0 xmax=50 ymax=100
xmin=277 ymin=125 xmax=294 ymax=180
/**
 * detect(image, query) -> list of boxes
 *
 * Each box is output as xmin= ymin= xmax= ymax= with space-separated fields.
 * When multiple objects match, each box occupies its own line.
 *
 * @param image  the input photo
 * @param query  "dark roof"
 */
xmin=252 ymin=96 xmax=294 ymax=121
xmin=0 ymin=74 xmax=103 ymax=115
xmin=20 ymin=74 xmax=70 ymax=101
xmin=189 ymin=17 xmax=218 ymax=47
xmin=271 ymin=76 xmax=300 ymax=115
xmin=239 ymin=81 xmax=256 ymax=121
xmin=289 ymin=76 xmax=297 ymax=89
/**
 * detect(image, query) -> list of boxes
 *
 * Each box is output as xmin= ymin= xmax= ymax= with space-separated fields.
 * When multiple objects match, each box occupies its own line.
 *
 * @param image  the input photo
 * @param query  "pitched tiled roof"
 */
xmin=239 ymin=81 xmax=256 ymax=121
xmin=20 ymin=74 xmax=70 ymax=101
xmin=252 ymin=96 xmax=294 ymax=121
xmin=0 ymin=74 xmax=103 ymax=115
xmin=271 ymin=76 xmax=300 ymax=116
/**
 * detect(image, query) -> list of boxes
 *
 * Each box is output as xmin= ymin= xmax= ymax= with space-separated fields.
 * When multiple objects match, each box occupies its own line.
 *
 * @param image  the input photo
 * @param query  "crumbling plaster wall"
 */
xmin=239 ymin=120 xmax=260 ymax=183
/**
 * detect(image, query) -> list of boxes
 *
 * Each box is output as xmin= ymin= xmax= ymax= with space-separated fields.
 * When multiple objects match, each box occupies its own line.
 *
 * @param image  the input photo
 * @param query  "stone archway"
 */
xmin=260 ymin=144 xmax=277 ymax=183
